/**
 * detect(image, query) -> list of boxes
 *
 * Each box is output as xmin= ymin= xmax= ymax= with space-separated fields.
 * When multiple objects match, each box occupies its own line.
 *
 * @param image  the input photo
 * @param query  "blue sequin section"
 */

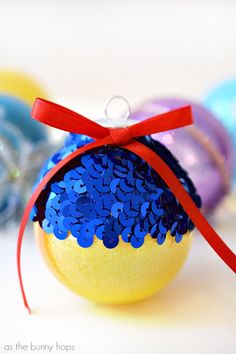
xmin=32 ymin=133 xmax=201 ymax=248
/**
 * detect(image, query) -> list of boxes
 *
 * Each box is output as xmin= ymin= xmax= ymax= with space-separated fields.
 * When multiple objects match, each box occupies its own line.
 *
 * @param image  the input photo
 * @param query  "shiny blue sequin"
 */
xmin=121 ymin=226 xmax=132 ymax=242
xmin=149 ymin=212 xmax=157 ymax=225
xmin=103 ymin=234 xmax=119 ymax=249
xmin=111 ymin=202 xmax=124 ymax=218
xmin=123 ymin=201 xmax=139 ymax=217
xmin=80 ymin=222 xmax=95 ymax=239
xmin=96 ymin=224 xmax=105 ymax=240
xmin=157 ymin=233 xmax=166 ymax=245
xmin=77 ymin=234 xmax=94 ymax=248
xmin=53 ymin=225 xmax=68 ymax=240
xmin=130 ymin=235 xmax=144 ymax=248
xmin=95 ymin=200 xmax=110 ymax=217
xmin=71 ymin=224 xmax=81 ymax=238
xmin=42 ymin=219 xmax=54 ymax=233
xmin=141 ymin=202 xmax=149 ymax=217
xmin=120 ymin=179 xmax=134 ymax=192
xmin=74 ymin=179 xmax=87 ymax=193
xmin=134 ymin=224 xmax=146 ymax=238
xmin=32 ymin=133 xmax=201 ymax=248
xmin=63 ymin=216 xmax=78 ymax=230
xmin=175 ymin=232 xmax=183 ymax=243
xmin=110 ymin=178 xmax=120 ymax=193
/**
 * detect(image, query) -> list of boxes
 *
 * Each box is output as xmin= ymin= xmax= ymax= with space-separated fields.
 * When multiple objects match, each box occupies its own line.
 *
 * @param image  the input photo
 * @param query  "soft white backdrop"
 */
xmin=1 ymin=0 xmax=236 ymax=113
xmin=0 ymin=1 xmax=236 ymax=353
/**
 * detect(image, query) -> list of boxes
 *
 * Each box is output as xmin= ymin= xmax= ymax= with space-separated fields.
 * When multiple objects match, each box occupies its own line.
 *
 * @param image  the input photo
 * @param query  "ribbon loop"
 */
xmin=129 ymin=105 xmax=194 ymax=138
xmin=32 ymin=98 xmax=109 ymax=139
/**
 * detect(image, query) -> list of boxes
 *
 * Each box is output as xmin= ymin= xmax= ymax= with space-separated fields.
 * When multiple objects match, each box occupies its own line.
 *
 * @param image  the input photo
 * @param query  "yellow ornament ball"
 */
xmin=35 ymin=223 xmax=192 ymax=304
xmin=0 ymin=70 xmax=47 ymax=105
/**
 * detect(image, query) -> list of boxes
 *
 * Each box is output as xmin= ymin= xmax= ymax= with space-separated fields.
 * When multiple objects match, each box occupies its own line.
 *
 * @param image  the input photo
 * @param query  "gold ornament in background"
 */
xmin=0 ymin=70 xmax=48 ymax=105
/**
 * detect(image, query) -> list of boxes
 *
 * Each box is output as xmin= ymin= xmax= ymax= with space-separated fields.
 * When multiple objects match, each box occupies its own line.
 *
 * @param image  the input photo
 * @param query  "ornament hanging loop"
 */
xmin=104 ymin=95 xmax=131 ymax=124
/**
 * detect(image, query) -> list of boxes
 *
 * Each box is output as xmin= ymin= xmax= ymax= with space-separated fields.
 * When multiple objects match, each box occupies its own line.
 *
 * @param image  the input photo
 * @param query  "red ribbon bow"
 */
xmin=17 ymin=98 xmax=236 ymax=314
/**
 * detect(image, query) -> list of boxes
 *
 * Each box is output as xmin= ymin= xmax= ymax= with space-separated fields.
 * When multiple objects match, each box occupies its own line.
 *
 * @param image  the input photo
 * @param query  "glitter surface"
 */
xmin=35 ymin=223 xmax=193 ymax=304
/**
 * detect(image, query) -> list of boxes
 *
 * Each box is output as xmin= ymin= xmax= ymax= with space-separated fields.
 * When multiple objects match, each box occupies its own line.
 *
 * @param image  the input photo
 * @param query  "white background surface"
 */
xmin=1 ymin=0 xmax=236 ymax=113
xmin=0 ymin=0 xmax=236 ymax=353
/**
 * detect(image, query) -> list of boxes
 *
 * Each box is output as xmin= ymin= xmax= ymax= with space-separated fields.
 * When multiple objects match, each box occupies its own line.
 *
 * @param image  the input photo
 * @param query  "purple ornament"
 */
xmin=130 ymin=98 xmax=233 ymax=213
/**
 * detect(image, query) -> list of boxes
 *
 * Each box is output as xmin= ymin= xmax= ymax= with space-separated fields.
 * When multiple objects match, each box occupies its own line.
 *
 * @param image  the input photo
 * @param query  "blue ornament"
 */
xmin=204 ymin=79 xmax=236 ymax=146
xmin=0 ymin=117 xmax=56 ymax=226
xmin=204 ymin=79 xmax=236 ymax=183
xmin=0 ymin=95 xmax=47 ymax=144
xmin=0 ymin=121 xmax=23 ymax=224
xmin=32 ymin=132 xmax=201 ymax=249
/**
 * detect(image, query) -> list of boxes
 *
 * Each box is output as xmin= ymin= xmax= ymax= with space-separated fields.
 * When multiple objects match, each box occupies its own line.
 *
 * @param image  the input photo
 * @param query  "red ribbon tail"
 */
xmin=17 ymin=220 xmax=31 ymax=314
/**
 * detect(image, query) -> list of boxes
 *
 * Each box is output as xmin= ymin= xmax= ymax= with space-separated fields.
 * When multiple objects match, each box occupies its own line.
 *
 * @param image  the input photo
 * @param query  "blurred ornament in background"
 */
xmin=130 ymin=98 xmax=233 ymax=213
xmin=203 ymin=79 xmax=236 ymax=184
xmin=0 ymin=95 xmax=48 ymax=144
xmin=0 ymin=121 xmax=24 ymax=224
xmin=204 ymin=79 xmax=236 ymax=146
xmin=0 ymin=70 xmax=48 ymax=106
xmin=0 ymin=97 xmax=57 ymax=226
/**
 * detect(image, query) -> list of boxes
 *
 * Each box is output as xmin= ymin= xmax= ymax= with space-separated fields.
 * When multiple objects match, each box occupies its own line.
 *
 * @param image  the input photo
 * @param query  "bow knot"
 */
xmin=109 ymin=127 xmax=133 ymax=145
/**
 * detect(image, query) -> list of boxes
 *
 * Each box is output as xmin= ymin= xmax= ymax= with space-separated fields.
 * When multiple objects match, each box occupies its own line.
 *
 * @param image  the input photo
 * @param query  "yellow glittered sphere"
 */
xmin=0 ymin=70 xmax=47 ymax=105
xmin=35 ymin=223 xmax=192 ymax=304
